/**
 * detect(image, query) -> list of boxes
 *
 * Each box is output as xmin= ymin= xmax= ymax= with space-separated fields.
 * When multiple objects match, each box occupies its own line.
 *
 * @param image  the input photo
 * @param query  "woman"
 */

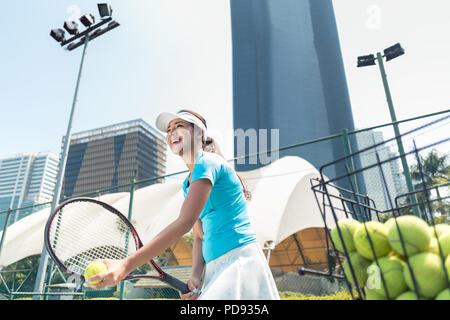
xmin=86 ymin=109 xmax=279 ymax=300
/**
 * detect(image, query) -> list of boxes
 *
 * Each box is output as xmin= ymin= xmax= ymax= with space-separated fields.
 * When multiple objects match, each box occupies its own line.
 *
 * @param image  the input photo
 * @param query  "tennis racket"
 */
xmin=44 ymin=197 xmax=190 ymax=294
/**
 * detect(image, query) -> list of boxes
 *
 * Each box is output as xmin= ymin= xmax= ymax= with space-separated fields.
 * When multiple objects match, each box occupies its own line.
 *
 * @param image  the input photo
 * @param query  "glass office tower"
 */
xmin=61 ymin=119 xmax=166 ymax=198
xmin=0 ymin=153 xmax=59 ymax=226
xmin=356 ymin=130 xmax=407 ymax=210
xmin=230 ymin=0 xmax=362 ymax=185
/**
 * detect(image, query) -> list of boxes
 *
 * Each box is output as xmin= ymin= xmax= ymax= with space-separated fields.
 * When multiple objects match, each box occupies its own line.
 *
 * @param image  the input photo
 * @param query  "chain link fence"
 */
xmin=0 ymin=109 xmax=448 ymax=300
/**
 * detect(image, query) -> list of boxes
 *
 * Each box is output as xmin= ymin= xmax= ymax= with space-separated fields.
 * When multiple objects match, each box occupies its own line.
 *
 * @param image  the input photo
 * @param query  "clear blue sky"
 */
xmin=1 ymin=1 xmax=449 ymax=173
xmin=0 ymin=0 xmax=233 ymax=174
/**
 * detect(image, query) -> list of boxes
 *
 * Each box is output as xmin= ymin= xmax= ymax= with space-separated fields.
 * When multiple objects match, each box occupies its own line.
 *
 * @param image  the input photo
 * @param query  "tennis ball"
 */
xmin=403 ymin=252 xmax=447 ymax=299
xmin=343 ymin=252 xmax=371 ymax=288
xmin=437 ymin=232 xmax=450 ymax=258
xmin=364 ymin=288 xmax=387 ymax=300
xmin=354 ymin=221 xmax=390 ymax=260
xmin=435 ymin=288 xmax=450 ymax=300
xmin=428 ymin=237 xmax=439 ymax=254
xmin=395 ymin=291 xmax=425 ymax=300
xmin=330 ymin=219 xmax=361 ymax=253
xmin=446 ymin=255 xmax=450 ymax=277
xmin=387 ymin=250 xmax=406 ymax=261
xmin=84 ymin=261 xmax=107 ymax=284
xmin=429 ymin=224 xmax=450 ymax=238
xmin=366 ymin=255 xmax=407 ymax=299
xmin=386 ymin=216 xmax=431 ymax=257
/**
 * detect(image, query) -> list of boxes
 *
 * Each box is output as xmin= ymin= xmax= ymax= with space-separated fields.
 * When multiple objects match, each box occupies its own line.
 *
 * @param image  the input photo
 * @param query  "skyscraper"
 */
xmin=230 ymin=0 xmax=360 ymax=184
xmin=0 ymin=153 xmax=59 ymax=226
xmin=61 ymin=119 xmax=166 ymax=198
xmin=356 ymin=130 xmax=407 ymax=210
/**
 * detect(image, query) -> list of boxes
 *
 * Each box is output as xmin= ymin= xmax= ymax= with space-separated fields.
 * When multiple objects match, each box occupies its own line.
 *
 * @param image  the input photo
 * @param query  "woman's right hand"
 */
xmin=180 ymin=277 xmax=201 ymax=300
xmin=85 ymin=259 xmax=129 ymax=290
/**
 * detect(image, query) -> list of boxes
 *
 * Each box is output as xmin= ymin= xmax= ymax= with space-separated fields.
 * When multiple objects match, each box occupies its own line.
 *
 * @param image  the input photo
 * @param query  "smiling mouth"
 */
xmin=171 ymin=137 xmax=182 ymax=146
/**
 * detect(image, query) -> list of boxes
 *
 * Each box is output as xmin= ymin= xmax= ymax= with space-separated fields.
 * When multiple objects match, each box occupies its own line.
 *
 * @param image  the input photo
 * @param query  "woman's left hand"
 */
xmin=85 ymin=259 xmax=129 ymax=290
xmin=180 ymin=277 xmax=202 ymax=300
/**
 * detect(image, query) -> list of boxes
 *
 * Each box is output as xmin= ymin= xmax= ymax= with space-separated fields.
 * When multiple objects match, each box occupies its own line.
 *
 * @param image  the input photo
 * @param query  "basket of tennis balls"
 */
xmin=330 ymin=216 xmax=450 ymax=300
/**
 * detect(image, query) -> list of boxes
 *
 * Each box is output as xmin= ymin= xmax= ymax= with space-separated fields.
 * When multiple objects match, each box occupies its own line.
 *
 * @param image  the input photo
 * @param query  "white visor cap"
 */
xmin=155 ymin=111 xmax=208 ymax=142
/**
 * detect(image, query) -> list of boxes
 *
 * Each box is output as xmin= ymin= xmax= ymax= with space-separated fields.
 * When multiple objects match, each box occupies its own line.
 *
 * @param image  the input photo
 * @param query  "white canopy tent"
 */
xmin=0 ymin=156 xmax=347 ymax=268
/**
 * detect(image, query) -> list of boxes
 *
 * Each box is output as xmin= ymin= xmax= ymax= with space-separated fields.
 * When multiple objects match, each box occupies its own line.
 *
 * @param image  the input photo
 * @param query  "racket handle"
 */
xmin=164 ymin=273 xmax=190 ymax=294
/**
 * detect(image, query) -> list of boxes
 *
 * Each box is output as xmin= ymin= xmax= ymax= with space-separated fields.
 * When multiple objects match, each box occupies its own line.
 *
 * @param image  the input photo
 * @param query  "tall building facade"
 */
xmin=0 ymin=153 xmax=59 ymax=226
xmin=230 ymin=0 xmax=362 ymax=187
xmin=61 ymin=119 xmax=166 ymax=198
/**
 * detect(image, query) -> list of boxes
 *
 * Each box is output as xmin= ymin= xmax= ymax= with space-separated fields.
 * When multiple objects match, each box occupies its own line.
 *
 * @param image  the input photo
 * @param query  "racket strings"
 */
xmin=48 ymin=201 xmax=137 ymax=276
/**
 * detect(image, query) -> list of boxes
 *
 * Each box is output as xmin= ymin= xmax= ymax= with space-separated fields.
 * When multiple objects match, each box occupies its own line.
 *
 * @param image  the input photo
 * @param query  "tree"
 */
xmin=0 ymin=255 xmax=40 ymax=296
xmin=409 ymin=149 xmax=450 ymax=220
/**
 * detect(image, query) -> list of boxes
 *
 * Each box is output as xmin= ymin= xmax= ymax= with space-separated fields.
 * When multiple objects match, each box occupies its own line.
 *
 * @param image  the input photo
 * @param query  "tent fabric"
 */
xmin=0 ymin=156 xmax=346 ymax=268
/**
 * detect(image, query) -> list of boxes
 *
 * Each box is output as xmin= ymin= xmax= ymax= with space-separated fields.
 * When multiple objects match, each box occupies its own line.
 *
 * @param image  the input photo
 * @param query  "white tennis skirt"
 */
xmin=198 ymin=241 xmax=280 ymax=300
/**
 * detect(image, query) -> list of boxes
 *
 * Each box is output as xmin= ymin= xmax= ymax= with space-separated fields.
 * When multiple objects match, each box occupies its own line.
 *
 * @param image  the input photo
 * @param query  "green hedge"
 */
xmin=279 ymin=290 xmax=352 ymax=300
xmin=13 ymin=291 xmax=354 ymax=300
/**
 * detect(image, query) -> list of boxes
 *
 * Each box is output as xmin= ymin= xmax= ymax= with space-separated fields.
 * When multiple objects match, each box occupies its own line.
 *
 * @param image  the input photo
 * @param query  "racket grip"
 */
xmin=164 ymin=273 xmax=190 ymax=294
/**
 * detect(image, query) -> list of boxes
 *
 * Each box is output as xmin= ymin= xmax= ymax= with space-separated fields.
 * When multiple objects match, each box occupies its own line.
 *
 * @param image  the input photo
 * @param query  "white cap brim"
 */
xmin=155 ymin=112 xmax=179 ymax=132
xmin=155 ymin=110 xmax=208 ymax=142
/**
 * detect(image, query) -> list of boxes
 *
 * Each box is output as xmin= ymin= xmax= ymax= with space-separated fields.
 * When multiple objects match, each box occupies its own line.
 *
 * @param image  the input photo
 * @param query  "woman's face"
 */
xmin=166 ymin=119 xmax=195 ymax=155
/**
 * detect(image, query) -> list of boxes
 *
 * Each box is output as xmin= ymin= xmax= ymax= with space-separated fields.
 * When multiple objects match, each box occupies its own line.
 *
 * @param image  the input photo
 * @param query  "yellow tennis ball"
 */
xmin=428 ymin=237 xmax=439 ymax=254
xmin=446 ymin=255 xmax=450 ymax=278
xmin=367 ymin=255 xmax=407 ymax=299
xmin=386 ymin=216 xmax=431 ymax=257
xmin=364 ymin=287 xmax=387 ymax=300
xmin=354 ymin=221 xmax=390 ymax=260
xmin=395 ymin=291 xmax=425 ymax=300
xmin=84 ymin=261 xmax=107 ymax=284
xmin=343 ymin=251 xmax=371 ymax=288
xmin=330 ymin=219 xmax=361 ymax=253
xmin=403 ymin=252 xmax=446 ymax=299
xmin=438 ymin=232 xmax=450 ymax=258
xmin=429 ymin=224 xmax=450 ymax=238
xmin=435 ymin=288 xmax=450 ymax=300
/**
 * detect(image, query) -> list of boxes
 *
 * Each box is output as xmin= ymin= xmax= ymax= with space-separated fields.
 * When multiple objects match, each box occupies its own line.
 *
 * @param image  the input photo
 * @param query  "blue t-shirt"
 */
xmin=182 ymin=151 xmax=257 ymax=263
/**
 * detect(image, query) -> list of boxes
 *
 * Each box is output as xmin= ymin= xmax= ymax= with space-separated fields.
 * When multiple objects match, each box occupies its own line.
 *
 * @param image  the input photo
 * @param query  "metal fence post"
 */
xmin=342 ymin=129 xmax=360 ymax=195
xmin=376 ymin=52 xmax=420 ymax=217
xmin=33 ymin=34 xmax=91 ymax=299
xmin=342 ymin=129 xmax=364 ymax=220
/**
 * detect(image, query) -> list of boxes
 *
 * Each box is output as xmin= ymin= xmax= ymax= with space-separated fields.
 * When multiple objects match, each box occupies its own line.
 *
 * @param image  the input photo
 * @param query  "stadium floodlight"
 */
xmin=356 ymin=43 xmax=418 ymax=217
xmin=98 ymin=3 xmax=113 ymax=18
xmin=108 ymin=21 xmax=120 ymax=29
xmin=64 ymin=20 xmax=79 ymax=35
xmin=66 ymin=37 xmax=86 ymax=51
xmin=37 ymin=7 xmax=120 ymax=300
xmin=80 ymin=13 xmax=96 ymax=27
xmin=357 ymin=54 xmax=376 ymax=68
xmin=50 ymin=28 xmax=65 ymax=42
xmin=384 ymin=43 xmax=405 ymax=62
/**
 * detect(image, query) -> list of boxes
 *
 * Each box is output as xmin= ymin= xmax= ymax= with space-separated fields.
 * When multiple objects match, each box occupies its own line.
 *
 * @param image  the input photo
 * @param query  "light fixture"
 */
xmin=92 ymin=28 xmax=103 ymax=36
xmin=357 ymin=54 xmax=376 ymax=68
xmin=63 ymin=20 xmax=79 ymax=35
xmin=50 ymin=28 xmax=65 ymax=42
xmin=98 ymin=3 xmax=113 ymax=18
xmin=108 ymin=21 xmax=120 ymax=29
xmin=80 ymin=13 xmax=96 ymax=27
xmin=384 ymin=43 xmax=405 ymax=62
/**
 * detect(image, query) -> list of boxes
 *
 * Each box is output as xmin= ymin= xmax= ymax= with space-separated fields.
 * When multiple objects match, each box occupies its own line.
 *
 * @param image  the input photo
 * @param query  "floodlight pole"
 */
xmin=375 ymin=52 xmax=419 ymax=217
xmin=32 ymin=35 xmax=90 ymax=300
